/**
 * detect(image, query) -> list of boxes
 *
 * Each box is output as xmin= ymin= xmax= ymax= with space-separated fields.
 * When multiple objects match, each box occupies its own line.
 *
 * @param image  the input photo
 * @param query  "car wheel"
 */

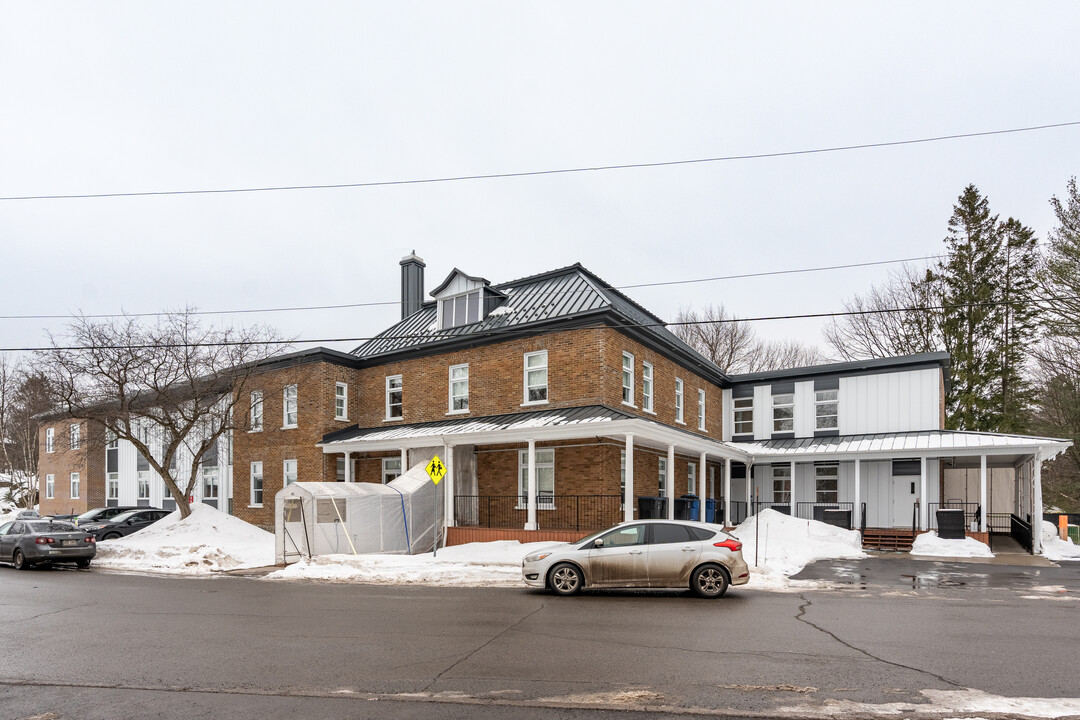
xmin=102 ymin=532 xmax=122 ymax=541
xmin=691 ymin=564 xmax=730 ymax=599
xmin=76 ymin=559 xmax=91 ymax=569
xmin=13 ymin=550 xmax=29 ymax=571
xmin=548 ymin=563 xmax=583 ymax=596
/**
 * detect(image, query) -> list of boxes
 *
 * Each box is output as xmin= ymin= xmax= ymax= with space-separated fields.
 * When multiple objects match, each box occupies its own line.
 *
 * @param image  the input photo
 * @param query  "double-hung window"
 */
xmin=523 ymin=351 xmax=548 ymax=404
xmin=674 ymin=379 xmax=684 ymax=423
xmin=688 ymin=463 xmax=697 ymax=495
xmin=658 ymin=458 xmax=667 ymax=496
xmin=250 ymin=462 xmax=264 ymax=506
xmin=283 ymin=384 xmax=298 ymax=428
xmin=621 ymin=352 xmax=634 ymax=406
xmin=45 ymin=474 xmax=55 ymax=499
xmin=70 ymin=472 xmax=80 ymax=499
xmin=642 ymin=362 xmax=654 ymax=412
xmin=382 ymin=457 xmax=402 ymax=483
xmin=518 ymin=449 xmax=555 ymax=506
xmin=772 ymin=465 xmax=791 ymax=503
xmin=815 ymin=389 xmax=838 ymax=430
xmin=250 ymin=391 xmax=263 ymax=431
xmin=283 ymin=459 xmax=298 ymax=486
xmin=385 ymin=375 xmax=403 ymax=419
xmin=449 ymin=364 xmax=469 ymax=412
xmin=772 ymin=393 xmax=794 ymax=432
xmin=45 ymin=428 xmax=54 ymax=453
xmin=815 ymin=465 xmax=838 ymax=503
xmin=70 ymin=423 xmax=80 ymax=450
xmin=733 ymin=397 xmax=753 ymax=435
xmin=698 ymin=389 xmax=706 ymax=431
xmin=335 ymin=383 xmax=348 ymax=420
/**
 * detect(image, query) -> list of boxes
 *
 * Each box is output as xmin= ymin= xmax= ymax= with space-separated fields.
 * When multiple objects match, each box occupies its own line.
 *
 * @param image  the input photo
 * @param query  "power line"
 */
xmin=9 ymin=293 xmax=1076 ymax=353
xmin=2 ymin=121 xmax=1077 ymax=202
xmin=0 ymin=254 xmax=940 ymax=321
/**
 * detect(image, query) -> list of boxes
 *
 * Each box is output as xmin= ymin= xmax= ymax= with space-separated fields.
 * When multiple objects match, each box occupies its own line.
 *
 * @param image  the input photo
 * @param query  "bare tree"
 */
xmin=0 ymin=355 xmax=50 ymax=508
xmin=672 ymin=304 xmax=822 ymax=374
xmin=40 ymin=310 xmax=284 ymax=519
xmin=1031 ymin=338 xmax=1080 ymax=512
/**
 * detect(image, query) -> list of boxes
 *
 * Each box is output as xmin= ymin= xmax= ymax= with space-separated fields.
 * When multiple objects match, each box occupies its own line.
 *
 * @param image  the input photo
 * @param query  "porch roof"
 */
xmin=733 ymin=429 xmax=1072 ymax=463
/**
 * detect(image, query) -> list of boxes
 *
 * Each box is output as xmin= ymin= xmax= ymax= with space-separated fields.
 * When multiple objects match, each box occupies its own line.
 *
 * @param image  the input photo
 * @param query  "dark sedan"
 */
xmin=82 ymin=509 xmax=170 ymax=541
xmin=72 ymin=506 xmax=142 ymax=527
xmin=0 ymin=520 xmax=97 ymax=570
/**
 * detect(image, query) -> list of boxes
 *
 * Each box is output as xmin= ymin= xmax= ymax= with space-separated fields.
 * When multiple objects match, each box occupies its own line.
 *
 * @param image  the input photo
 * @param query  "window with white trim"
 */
xmin=698 ymin=389 xmax=706 ymax=431
xmin=45 ymin=428 xmax=54 ymax=453
xmin=642 ymin=362 xmax=654 ymax=412
xmin=772 ymin=393 xmax=794 ymax=432
xmin=70 ymin=423 xmax=80 ymax=450
xmin=621 ymin=352 xmax=634 ymax=405
xmin=335 ymin=383 xmax=348 ymax=420
xmin=201 ymin=440 xmax=219 ymax=500
xmin=523 ymin=351 xmax=548 ymax=404
xmin=815 ymin=464 xmax=838 ymax=503
xmin=107 ymin=478 xmax=118 ymax=501
xmin=439 ymin=290 xmax=482 ymax=330
xmin=250 ymin=391 xmax=263 ymax=431
xmin=382 ymin=457 xmax=402 ymax=484
xmin=518 ymin=449 xmax=554 ymax=505
xmin=449 ymin=364 xmax=469 ymax=412
xmin=658 ymin=458 xmax=667 ymax=496
xmin=688 ymin=462 xmax=697 ymax=495
xmin=283 ymin=459 xmax=298 ymax=486
xmin=283 ymin=384 xmax=298 ymax=428
xmin=385 ymin=375 xmax=403 ymax=419
xmin=138 ymin=476 xmax=150 ymax=501
xmin=733 ymin=397 xmax=753 ymax=435
xmin=250 ymin=461 xmax=264 ymax=506
xmin=772 ymin=465 xmax=791 ymax=503
xmin=45 ymin=474 xmax=55 ymax=499
xmin=70 ymin=472 xmax=80 ymax=499
xmin=337 ymin=457 xmax=346 ymax=482
xmin=815 ymin=389 xmax=838 ymax=430
xmin=675 ymin=379 xmax=684 ymax=423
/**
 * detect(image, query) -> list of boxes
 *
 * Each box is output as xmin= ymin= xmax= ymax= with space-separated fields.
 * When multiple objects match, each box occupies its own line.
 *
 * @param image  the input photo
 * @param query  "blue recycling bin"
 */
xmin=705 ymin=499 xmax=717 ymax=524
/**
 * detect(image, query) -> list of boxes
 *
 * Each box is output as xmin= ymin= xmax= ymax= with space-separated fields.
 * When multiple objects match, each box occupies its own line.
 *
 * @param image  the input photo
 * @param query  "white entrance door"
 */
xmin=890 ymin=477 xmax=917 ymax=528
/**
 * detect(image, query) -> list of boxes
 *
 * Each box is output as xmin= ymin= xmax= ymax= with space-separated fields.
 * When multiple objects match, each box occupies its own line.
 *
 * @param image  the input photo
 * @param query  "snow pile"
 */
xmin=93 ymin=504 xmax=274 ymax=574
xmin=1041 ymin=521 xmax=1080 ymax=562
xmin=910 ymin=531 xmax=994 ymax=558
xmin=730 ymin=509 xmax=865 ymax=589
xmin=267 ymin=540 xmax=566 ymax=586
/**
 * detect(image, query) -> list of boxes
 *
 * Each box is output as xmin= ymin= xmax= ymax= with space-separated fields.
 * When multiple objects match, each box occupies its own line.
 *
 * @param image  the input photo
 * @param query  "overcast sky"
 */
xmin=2 ymin=2 xmax=1078 ymax=359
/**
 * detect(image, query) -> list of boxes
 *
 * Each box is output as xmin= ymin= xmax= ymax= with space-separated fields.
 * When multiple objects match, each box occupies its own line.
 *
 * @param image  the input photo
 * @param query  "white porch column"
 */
xmin=699 ymin=451 xmax=708 ymax=521
xmin=723 ymin=457 xmax=732 ymax=527
xmin=745 ymin=463 xmax=752 ymax=513
xmin=790 ymin=461 xmax=796 ymax=515
xmin=979 ymin=454 xmax=988 ymax=533
xmin=853 ymin=457 xmax=861 ymax=531
xmin=919 ymin=456 xmax=928 ymax=531
xmin=443 ymin=442 xmax=455 ymax=529
xmin=526 ymin=439 xmax=538 ymax=531
xmin=666 ymin=444 xmax=676 ymax=520
xmin=344 ymin=451 xmax=352 ymax=483
xmin=624 ymin=434 xmax=635 ymax=523
xmin=400 ymin=448 xmax=408 ymax=472
xmin=1032 ymin=450 xmax=1044 ymax=554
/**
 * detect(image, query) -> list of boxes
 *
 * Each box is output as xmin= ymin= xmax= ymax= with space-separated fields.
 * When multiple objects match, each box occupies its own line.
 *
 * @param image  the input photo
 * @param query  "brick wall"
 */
xmin=37 ymin=419 xmax=96 ymax=517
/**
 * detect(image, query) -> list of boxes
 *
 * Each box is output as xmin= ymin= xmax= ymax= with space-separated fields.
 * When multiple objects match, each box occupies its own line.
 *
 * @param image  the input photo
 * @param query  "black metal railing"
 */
xmin=927 ymin=502 xmax=981 ymax=530
xmin=728 ymin=500 xmax=748 ymax=525
xmin=795 ymin=502 xmax=855 ymax=525
xmin=860 ymin=502 xmax=867 ymax=533
xmin=752 ymin=501 xmax=791 ymax=516
xmin=987 ymin=512 xmax=1011 ymax=534
xmin=453 ymin=495 xmax=622 ymax=532
xmin=1011 ymin=513 xmax=1033 ymax=553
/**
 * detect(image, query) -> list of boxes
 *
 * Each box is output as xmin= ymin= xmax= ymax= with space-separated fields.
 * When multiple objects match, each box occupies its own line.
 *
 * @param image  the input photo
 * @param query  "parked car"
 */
xmin=0 ymin=519 xmax=97 ymax=570
xmin=15 ymin=509 xmax=40 ymax=520
xmin=71 ymin=506 xmax=142 ymax=527
xmin=82 ymin=509 xmax=170 ymax=541
xmin=521 ymin=519 xmax=750 ymax=598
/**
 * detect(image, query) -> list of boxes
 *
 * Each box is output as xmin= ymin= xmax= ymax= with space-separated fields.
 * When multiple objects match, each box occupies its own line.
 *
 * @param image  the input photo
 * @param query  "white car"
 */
xmin=522 ymin=519 xmax=750 ymax=598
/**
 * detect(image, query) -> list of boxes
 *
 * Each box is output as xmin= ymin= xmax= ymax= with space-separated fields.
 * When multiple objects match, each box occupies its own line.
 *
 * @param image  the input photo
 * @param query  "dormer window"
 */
xmin=440 ymin=290 xmax=482 ymax=329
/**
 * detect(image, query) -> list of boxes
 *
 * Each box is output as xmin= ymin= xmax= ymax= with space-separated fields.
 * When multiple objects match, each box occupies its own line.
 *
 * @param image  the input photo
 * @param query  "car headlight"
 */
xmin=524 ymin=552 xmax=552 ymax=564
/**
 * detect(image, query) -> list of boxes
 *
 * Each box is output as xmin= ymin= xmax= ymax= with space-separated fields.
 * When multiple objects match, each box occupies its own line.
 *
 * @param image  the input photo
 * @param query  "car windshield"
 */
xmin=105 ymin=511 xmax=141 ymax=523
xmin=27 ymin=521 xmax=76 ymax=533
xmin=76 ymin=509 xmax=108 ymax=522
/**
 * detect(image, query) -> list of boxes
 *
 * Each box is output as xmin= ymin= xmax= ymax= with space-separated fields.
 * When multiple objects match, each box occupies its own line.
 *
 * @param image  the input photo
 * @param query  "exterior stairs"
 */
xmin=861 ymin=528 xmax=915 ymax=551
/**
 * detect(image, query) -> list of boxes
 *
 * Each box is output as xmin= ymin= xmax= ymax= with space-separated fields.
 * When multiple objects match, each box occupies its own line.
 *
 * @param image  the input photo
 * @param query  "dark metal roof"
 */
xmin=727 ymin=352 xmax=951 ymax=385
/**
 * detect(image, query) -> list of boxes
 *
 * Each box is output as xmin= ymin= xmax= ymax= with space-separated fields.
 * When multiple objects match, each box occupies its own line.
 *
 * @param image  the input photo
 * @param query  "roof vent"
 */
xmin=400 ymin=251 xmax=426 ymax=319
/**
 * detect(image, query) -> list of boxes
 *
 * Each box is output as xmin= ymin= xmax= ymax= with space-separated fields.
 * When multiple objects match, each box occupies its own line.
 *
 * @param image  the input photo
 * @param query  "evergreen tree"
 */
xmin=996 ymin=217 xmax=1039 ymax=432
xmin=1044 ymin=176 xmax=1080 ymax=336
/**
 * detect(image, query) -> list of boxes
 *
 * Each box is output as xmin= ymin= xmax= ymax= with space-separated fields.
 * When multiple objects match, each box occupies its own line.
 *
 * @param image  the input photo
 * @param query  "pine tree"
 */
xmin=997 ymin=217 xmax=1039 ymax=432
xmin=1045 ymin=176 xmax=1080 ymax=336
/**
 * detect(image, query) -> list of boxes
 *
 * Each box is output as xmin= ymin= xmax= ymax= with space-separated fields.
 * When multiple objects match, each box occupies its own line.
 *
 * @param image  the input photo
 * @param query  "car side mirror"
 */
xmin=593 ymin=538 xmax=604 ymax=548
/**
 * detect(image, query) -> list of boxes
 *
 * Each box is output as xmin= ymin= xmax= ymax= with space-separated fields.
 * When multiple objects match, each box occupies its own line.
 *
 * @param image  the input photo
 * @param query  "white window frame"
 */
xmin=733 ymin=397 xmax=754 ymax=435
xmin=70 ymin=472 xmax=80 ymax=499
xmin=335 ymin=382 xmax=348 ymax=421
xmin=448 ymin=364 xmax=469 ymax=414
xmin=250 ymin=390 xmax=263 ymax=432
xmin=523 ymin=351 xmax=548 ymax=405
xmin=658 ymin=458 xmax=667 ymax=496
xmin=439 ymin=289 xmax=482 ymax=330
xmin=45 ymin=474 xmax=55 ymax=499
xmin=518 ymin=449 xmax=555 ymax=507
xmin=772 ymin=465 xmax=791 ymax=503
xmin=382 ymin=457 xmax=403 ymax=484
xmin=385 ymin=375 xmax=403 ymax=420
xmin=282 ymin=384 xmax=298 ymax=429
xmin=250 ymin=461 xmax=264 ymax=507
xmin=642 ymin=362 xmax=654 ymax=413
xmin=675 ymin=379 xmax=684 ymax=424
xmin=772 ymin=393 xmax=794 ymax=433
xmin=621 ymin=352 xmax=635 ymax=407
xmin=107 ymin=476 xmax=119 ymax=500
xmin=283 ymin=459 xmax=298 ymax=487
xmin=688 ymin=462 xmax=697 ymax=495
xmin=70 ymin=423 xmax=81 ymax=450
xmin=815 ymin=464 xmax=839 ymax=503
xmin=138 ymin=476 xmax=151 ymax=501
xmin=698 ymin=389 xmax=707 ymax=431
xmin=815 ymin=389 xmax=839 ymax=431
xmin=45 ymin=427 xmax=54 ymax=453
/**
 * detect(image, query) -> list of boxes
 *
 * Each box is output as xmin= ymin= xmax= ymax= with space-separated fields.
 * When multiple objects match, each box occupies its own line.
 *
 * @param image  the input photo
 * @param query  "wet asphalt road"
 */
xmin=1 ymin=558 xmax=1078 ymax=720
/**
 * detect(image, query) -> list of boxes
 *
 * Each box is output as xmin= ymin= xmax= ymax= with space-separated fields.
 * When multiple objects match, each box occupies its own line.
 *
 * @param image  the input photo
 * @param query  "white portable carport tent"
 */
xmin=274 ymin=462 xmax=441 ymax=565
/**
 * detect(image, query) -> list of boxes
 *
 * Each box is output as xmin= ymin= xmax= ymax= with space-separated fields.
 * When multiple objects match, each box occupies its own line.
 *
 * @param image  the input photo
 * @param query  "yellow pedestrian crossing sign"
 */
xmin=426 ymin=456 xmax=447 ymax=485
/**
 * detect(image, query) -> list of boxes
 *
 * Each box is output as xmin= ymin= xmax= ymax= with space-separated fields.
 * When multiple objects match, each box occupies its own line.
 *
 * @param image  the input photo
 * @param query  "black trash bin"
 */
xmin=936 ymin=508 xmax=966 ymax=539
xmin=637 ymin=496 xmax=667 ymax=519
xmin=821 ymin=509 xmax=852 ymax=530
xmin=675 ymin=494 xmax=699 ymax=521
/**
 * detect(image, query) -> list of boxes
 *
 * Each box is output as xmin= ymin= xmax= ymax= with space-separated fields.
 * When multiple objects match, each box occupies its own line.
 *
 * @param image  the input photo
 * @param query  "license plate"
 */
xmin=61 ymin=540 xmax=79 ymax=547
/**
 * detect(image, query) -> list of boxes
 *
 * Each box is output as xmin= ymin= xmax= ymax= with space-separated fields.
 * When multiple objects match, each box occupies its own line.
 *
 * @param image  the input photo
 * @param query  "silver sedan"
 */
xmin=522 ymin=519 xmax=749 ymax=598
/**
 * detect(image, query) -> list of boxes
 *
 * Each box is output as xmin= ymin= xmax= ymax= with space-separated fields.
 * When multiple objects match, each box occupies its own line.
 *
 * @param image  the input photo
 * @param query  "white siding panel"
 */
xmin=838 ymin=369 xmax=941 ymax=435
xmin=794 ymin=381 xmax=814 ymax=437
xmin=722 ymin=389 xmax=732 ymax=442
xmin=754 ymin=385 xmax=770 ymax=440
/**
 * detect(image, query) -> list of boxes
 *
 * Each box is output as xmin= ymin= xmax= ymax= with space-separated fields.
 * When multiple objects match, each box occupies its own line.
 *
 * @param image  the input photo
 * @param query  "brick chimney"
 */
xmin=400 ymin=251 xmax=426 ymax=319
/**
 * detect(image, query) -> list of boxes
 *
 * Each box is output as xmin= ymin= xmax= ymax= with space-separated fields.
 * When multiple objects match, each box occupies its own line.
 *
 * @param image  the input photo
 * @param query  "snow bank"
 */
xmin=910 ymin=531 xmax=994 ymax=558
xmin=730 ymin=509 xmax=865 ymax=589
xmin=1041 ymin=521 xmax=1080 ymax=562
xmin=266 ymin=540 xmax=566 ymax=586
xmin=93 ymin=504 xmax=274 ymax=574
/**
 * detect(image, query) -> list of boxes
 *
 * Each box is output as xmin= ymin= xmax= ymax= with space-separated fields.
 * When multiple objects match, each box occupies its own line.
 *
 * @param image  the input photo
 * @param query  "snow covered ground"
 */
xmin=1041 ymin=520 xmax=1080 ymax=562
xmin=93 ymin=504 xmax=274 ymax=574
xmin=910 ymin=530 xmax=995 ymax=558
